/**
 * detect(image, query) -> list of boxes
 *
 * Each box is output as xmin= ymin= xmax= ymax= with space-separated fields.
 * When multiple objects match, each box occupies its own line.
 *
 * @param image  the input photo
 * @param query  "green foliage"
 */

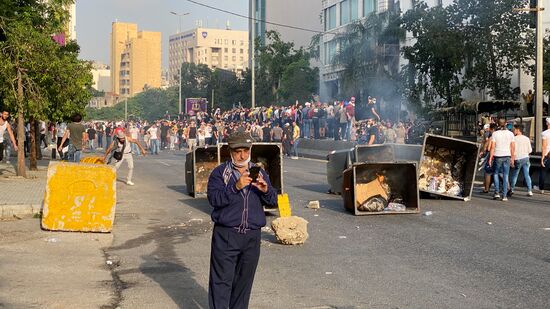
xmin=402 ymin=0 xmax=533 ymax=109
xmin=0 ymin=0 xmax=92 ymax=120
xmin=86 ymin=87 xmax=178 ymax=122
xmin=278 ymin=58 xmax=319 ymax=104
xmin=332 ymin=10 xmax=405 ymax=104
xmin=256 ymin=31 xmax=313 ymax=104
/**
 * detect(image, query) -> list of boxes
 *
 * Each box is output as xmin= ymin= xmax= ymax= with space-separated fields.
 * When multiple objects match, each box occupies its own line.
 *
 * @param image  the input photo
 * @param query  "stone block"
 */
xmin=271 ymin=216 xmax=309 ymax=245
xmin=42 ymin=162 xmax=117 ymax=232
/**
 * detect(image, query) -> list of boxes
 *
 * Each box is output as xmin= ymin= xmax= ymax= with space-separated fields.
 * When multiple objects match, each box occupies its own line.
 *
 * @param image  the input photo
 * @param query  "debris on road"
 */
xmin=338 ymin=236 xmax=347 ymax=239
xmin=423 ymin=211 xmax=433 ymax=216
xmin=487 ymin=222 xmax=493 ymax=225
xmin=44 ymin=237 xmax=59 ymax=243
xmin=543 ymin=228 xmax=550 ymax=231
xmin=307 ymin=200 xmax=320 ymax=209
xmin=271 ymin=216 xmax=309 ymax=245
xmin=325 ymin=272 xmax=333 ymax=275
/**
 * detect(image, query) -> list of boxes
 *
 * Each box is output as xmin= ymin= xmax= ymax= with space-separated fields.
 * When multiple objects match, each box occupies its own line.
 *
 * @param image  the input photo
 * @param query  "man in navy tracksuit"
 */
xmin=207 ymin=131 xmax=278 ymax=309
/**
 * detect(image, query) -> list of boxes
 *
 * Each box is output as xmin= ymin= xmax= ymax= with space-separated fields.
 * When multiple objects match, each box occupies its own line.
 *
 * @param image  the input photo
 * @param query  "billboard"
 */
xmin=185 ymin=98 xmax=208 ymax=115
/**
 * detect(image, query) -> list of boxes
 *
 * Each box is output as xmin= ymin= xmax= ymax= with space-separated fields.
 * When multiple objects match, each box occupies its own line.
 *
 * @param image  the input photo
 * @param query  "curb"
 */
xmin=0 ymin=204 xmax=42 ymax=219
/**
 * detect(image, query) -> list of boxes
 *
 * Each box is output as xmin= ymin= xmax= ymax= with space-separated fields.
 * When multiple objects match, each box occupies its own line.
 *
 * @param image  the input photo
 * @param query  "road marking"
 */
xmin=155 ymin=160 xmax=171 ymax=167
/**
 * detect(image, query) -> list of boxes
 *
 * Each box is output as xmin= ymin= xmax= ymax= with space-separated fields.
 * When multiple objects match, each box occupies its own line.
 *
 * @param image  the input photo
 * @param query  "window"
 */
xmin=324 ymin=5 xmax=337 ymax=31
xmin=328 ymin=5 xmax=337 ymax=29
xmin=240 ymin=56 xmax=244 ymax=62
xmin=240 ymin=49 xmax=244 ymax=54
xmin=341 ymin=0 xmax=350 ymax=25
xmin=224 ymin=48 xmax=228 ymax=53
xmin=224 ymin=56 xmax=228 ymax=61
xmin=351 ymin=0 xmax=359 ymax=20
xmin=232 ymin=40 xmax=236 ymax=45
xmin=363 ymin=0 xmax=376 ymax=16
xmin=240 ymin=40 xmax=244 ymax=46
xmin=325 ymin=40 xmax=337 ymax=64
xmin=232 ymin=48 xmax=236 ymax=53
xmin=232 ymin=56 xmax=236 ymax=61
xmin=224 ymin=39 xmax=228 ymax=45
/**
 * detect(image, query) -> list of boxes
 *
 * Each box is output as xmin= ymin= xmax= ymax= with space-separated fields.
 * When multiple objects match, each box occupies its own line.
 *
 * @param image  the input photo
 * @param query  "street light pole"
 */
xmin=534 ymin=1 xmax=544 ymax=152
xmin=251 ymin=0 xmax=256 ymax=109
xmin=170 ymin=11 xmax=189 ymax=33
xmin=178 ymin=64 xmax=182 ymax=115
xmin=125 ymin=97 xmax=128 ymax=121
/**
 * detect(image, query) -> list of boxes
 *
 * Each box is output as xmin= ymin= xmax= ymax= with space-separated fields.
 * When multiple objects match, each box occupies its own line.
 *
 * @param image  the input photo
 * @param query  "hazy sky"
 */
xmin=76 ymin=0 xmax=249 ymax=68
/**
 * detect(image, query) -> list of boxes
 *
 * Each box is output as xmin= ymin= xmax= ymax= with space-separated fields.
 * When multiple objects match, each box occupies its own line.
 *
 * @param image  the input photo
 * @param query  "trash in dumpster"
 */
xmin=343 ymin=163 xmax=420 ymax=215
xmin=418 ymin=144 xmax=467 ymax=197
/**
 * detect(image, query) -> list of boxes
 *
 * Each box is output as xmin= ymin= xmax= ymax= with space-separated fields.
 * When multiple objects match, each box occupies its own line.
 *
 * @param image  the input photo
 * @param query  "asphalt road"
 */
xmin=105 ymin=150 xmax=550 ymax=309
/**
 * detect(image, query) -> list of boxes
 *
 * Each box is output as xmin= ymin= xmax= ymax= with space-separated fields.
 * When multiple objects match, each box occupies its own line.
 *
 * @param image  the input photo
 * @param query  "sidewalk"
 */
xmin=0 ymin=159 xmax=48 ymax=218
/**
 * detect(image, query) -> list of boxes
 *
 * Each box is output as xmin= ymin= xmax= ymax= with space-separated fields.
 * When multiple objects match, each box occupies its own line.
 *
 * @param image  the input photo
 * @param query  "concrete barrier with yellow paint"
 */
xmin=277 ymin=194 xmax=292 ymax=217
xmin=80 ymin=156 xmax=105 ymax=164
xmin=42 ymin=161 xmax=117 ymax=232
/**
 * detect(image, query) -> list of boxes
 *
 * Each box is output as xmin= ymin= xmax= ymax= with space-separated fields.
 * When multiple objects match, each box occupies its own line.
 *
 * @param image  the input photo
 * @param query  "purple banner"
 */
xmin=185 ymin=98 xmax=208 ymax=115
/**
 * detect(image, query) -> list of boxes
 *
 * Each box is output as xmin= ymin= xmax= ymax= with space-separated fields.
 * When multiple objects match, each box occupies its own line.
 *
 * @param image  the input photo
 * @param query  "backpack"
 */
xmin=113 ymin=138 xmax=126 ymax=161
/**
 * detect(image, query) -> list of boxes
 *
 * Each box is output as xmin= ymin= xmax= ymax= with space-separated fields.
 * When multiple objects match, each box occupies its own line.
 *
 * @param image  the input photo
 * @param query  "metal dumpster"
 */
xmin=342 ymin=162 xmax=420 ymax=215
xmin=185 ymin=146 xmax=219 ymax=197
xmin=218 ymin=142 xmax=284 ymax=194
xmin=418 ymin=134 xmax=480 ymax=201
xmin=326 ymin=148 xmax=355 ymax=194
xmin=355 ymin=144 xmax=423 ymax=163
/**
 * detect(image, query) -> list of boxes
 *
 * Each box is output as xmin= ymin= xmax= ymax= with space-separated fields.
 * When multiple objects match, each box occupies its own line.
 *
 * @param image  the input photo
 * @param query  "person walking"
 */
xmin=147 ymin=124 xmax=160 ymax=155
xmin=0 ymin=109 xmax=19 ymax=163
xmin=185 ymin=121 xmax=198 ymax=151
xmin=58 ymin=113 xmax=86 ymax=163
xmin=103 ymin=131 xmax=145 ymax=186
xmin=538 ymin=117 xmax=550 ymax=193
xmin=488 ymin=118 xmax=515 ymax=201
xmin=291 ymin=121 xmax=300 ymax=159
xmin=509 ymin=124 xmax=533 ymax=196
xmin=206 ymin=131 xmax=277 ymax=309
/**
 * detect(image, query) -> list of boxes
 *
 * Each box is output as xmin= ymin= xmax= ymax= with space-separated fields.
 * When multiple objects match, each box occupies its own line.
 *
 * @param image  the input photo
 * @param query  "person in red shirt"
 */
xmin=345 ymin=97 xmax=356 ymax=140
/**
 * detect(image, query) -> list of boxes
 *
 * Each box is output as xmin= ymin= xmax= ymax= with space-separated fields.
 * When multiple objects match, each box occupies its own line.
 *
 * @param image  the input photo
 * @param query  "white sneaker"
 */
xmin=126 ymin=181 xmax=135 ymax=186
xmin=527 ymin=191 xmax=533 ymax=196
xmin=541 ymin=190 xmax=545 ymax=194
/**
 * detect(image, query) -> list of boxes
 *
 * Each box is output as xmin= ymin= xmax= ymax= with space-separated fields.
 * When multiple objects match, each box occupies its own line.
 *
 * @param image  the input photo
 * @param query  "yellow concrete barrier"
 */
xmin=277 ymin=194 xmax=292 ymax=217
xmin=42 ymin=162 xmax=117 ymax=232
xmin=80 ymin=157 xmax=105 ymax=164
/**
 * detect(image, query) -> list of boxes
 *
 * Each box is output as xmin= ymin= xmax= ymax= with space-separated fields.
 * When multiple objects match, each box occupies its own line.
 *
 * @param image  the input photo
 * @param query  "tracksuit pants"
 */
xmin=208 ymin=225 xmax=261 ymax=309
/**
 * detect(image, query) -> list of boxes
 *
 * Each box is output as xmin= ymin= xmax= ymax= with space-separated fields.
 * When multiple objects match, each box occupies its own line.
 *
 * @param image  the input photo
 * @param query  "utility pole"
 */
xmin=179 ymin=64 xmax=182 ymax=115
xmin=125 ymin=97 xmax=128 ymax=121
xmin=251 ymin=0 xmax=256 ymax=109
xmin=212 ymin=89 xmax=215 ymax=111
xmin=515 ymin=1 xmax=545 ymax=152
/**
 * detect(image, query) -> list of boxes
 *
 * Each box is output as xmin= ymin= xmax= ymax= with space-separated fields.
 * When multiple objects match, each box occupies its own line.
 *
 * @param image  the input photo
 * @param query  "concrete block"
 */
xmin=42 ymin=162 xmax=117 ymax=232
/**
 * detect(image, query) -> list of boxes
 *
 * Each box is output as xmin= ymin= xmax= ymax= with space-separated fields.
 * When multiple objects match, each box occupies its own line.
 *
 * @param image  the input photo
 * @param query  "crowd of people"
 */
xmin=479 ymin=117 xmax=550 ymax=200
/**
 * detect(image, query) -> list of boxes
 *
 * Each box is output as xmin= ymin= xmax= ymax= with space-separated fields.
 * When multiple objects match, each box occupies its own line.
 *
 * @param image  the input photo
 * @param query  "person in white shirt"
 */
xmin=129 ymin=125 xmax=141 ymax=156
xmin=509 ymin=124 xmax=533 ymax=196
xmin=489 ymin=118 xmax=515 ymax=201
xmin=538 ymin=117 xmax=550 ymax=193
xmin=147 ymin=124 xmax=160 ymax=155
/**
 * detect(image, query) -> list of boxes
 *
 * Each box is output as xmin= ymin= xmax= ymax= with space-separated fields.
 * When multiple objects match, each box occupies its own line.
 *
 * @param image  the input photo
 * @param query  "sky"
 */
xmin=75 ymin=0 xmax=249 ymax=69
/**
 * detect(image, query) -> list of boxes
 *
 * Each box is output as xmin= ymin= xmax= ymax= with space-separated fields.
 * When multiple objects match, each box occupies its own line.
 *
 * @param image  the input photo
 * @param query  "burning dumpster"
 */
xmin=418 ymin=134 xmax=480 ymax=201
xmin=326 ymin=148 xmax=355 ymax=194
xmin=355 ymin=144 xmax=422 ymax=163
xmin=342 ymin=162 xmax=419 ymax=215
xmin=185 ymin=146 xmax=219 ymax=197
xmin=218 ymin=142 xmax=284 ymax=194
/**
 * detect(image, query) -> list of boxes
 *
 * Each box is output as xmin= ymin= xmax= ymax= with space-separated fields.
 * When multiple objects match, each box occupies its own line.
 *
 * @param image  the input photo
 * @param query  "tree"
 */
xmin=256 ymin=31 xmax=310 ymax=104
xmin=457 ymin=0 xmax=533 ymax=100
xmin=0 ymin=0 xmax=91 ymax=173
xmin=401 ymin=2 xmax=466 ymax=109
xmin=332 ymin=9 xmax=405 ymax=118
xmin=278 ymin=58 xmax=319 ymax=104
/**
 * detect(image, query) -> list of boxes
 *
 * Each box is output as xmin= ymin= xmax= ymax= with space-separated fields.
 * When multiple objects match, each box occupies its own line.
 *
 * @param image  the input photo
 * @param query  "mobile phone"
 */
xmin=249 ymin=166 xmax=261 ymax=182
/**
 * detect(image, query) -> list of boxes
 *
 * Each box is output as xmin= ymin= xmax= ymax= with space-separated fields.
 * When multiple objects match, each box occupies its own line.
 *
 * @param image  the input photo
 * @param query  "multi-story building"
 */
xmin=319 ymin=0 xmax=548 ymax=106
xmin=168 ymin=27 xmax=249 ymax=86
xmin=91 ymin=62 xmax=111 ymax=93
xmin=248 ymin=0 xmax=323 ymax=50
xmin=66 ymin=3 xmax=76 ymax=41
xmin=110 ymin=22 xmax=161 ymax=97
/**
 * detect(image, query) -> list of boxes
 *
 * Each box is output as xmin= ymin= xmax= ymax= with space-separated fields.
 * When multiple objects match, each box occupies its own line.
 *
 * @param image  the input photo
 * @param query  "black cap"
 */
xmin=228 ymin=131 xmax=253 ymax=149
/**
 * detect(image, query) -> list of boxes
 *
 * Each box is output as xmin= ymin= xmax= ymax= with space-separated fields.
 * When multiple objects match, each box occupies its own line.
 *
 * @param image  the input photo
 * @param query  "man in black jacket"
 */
xmin=207 ymin=131 xmax=278 ymax=309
